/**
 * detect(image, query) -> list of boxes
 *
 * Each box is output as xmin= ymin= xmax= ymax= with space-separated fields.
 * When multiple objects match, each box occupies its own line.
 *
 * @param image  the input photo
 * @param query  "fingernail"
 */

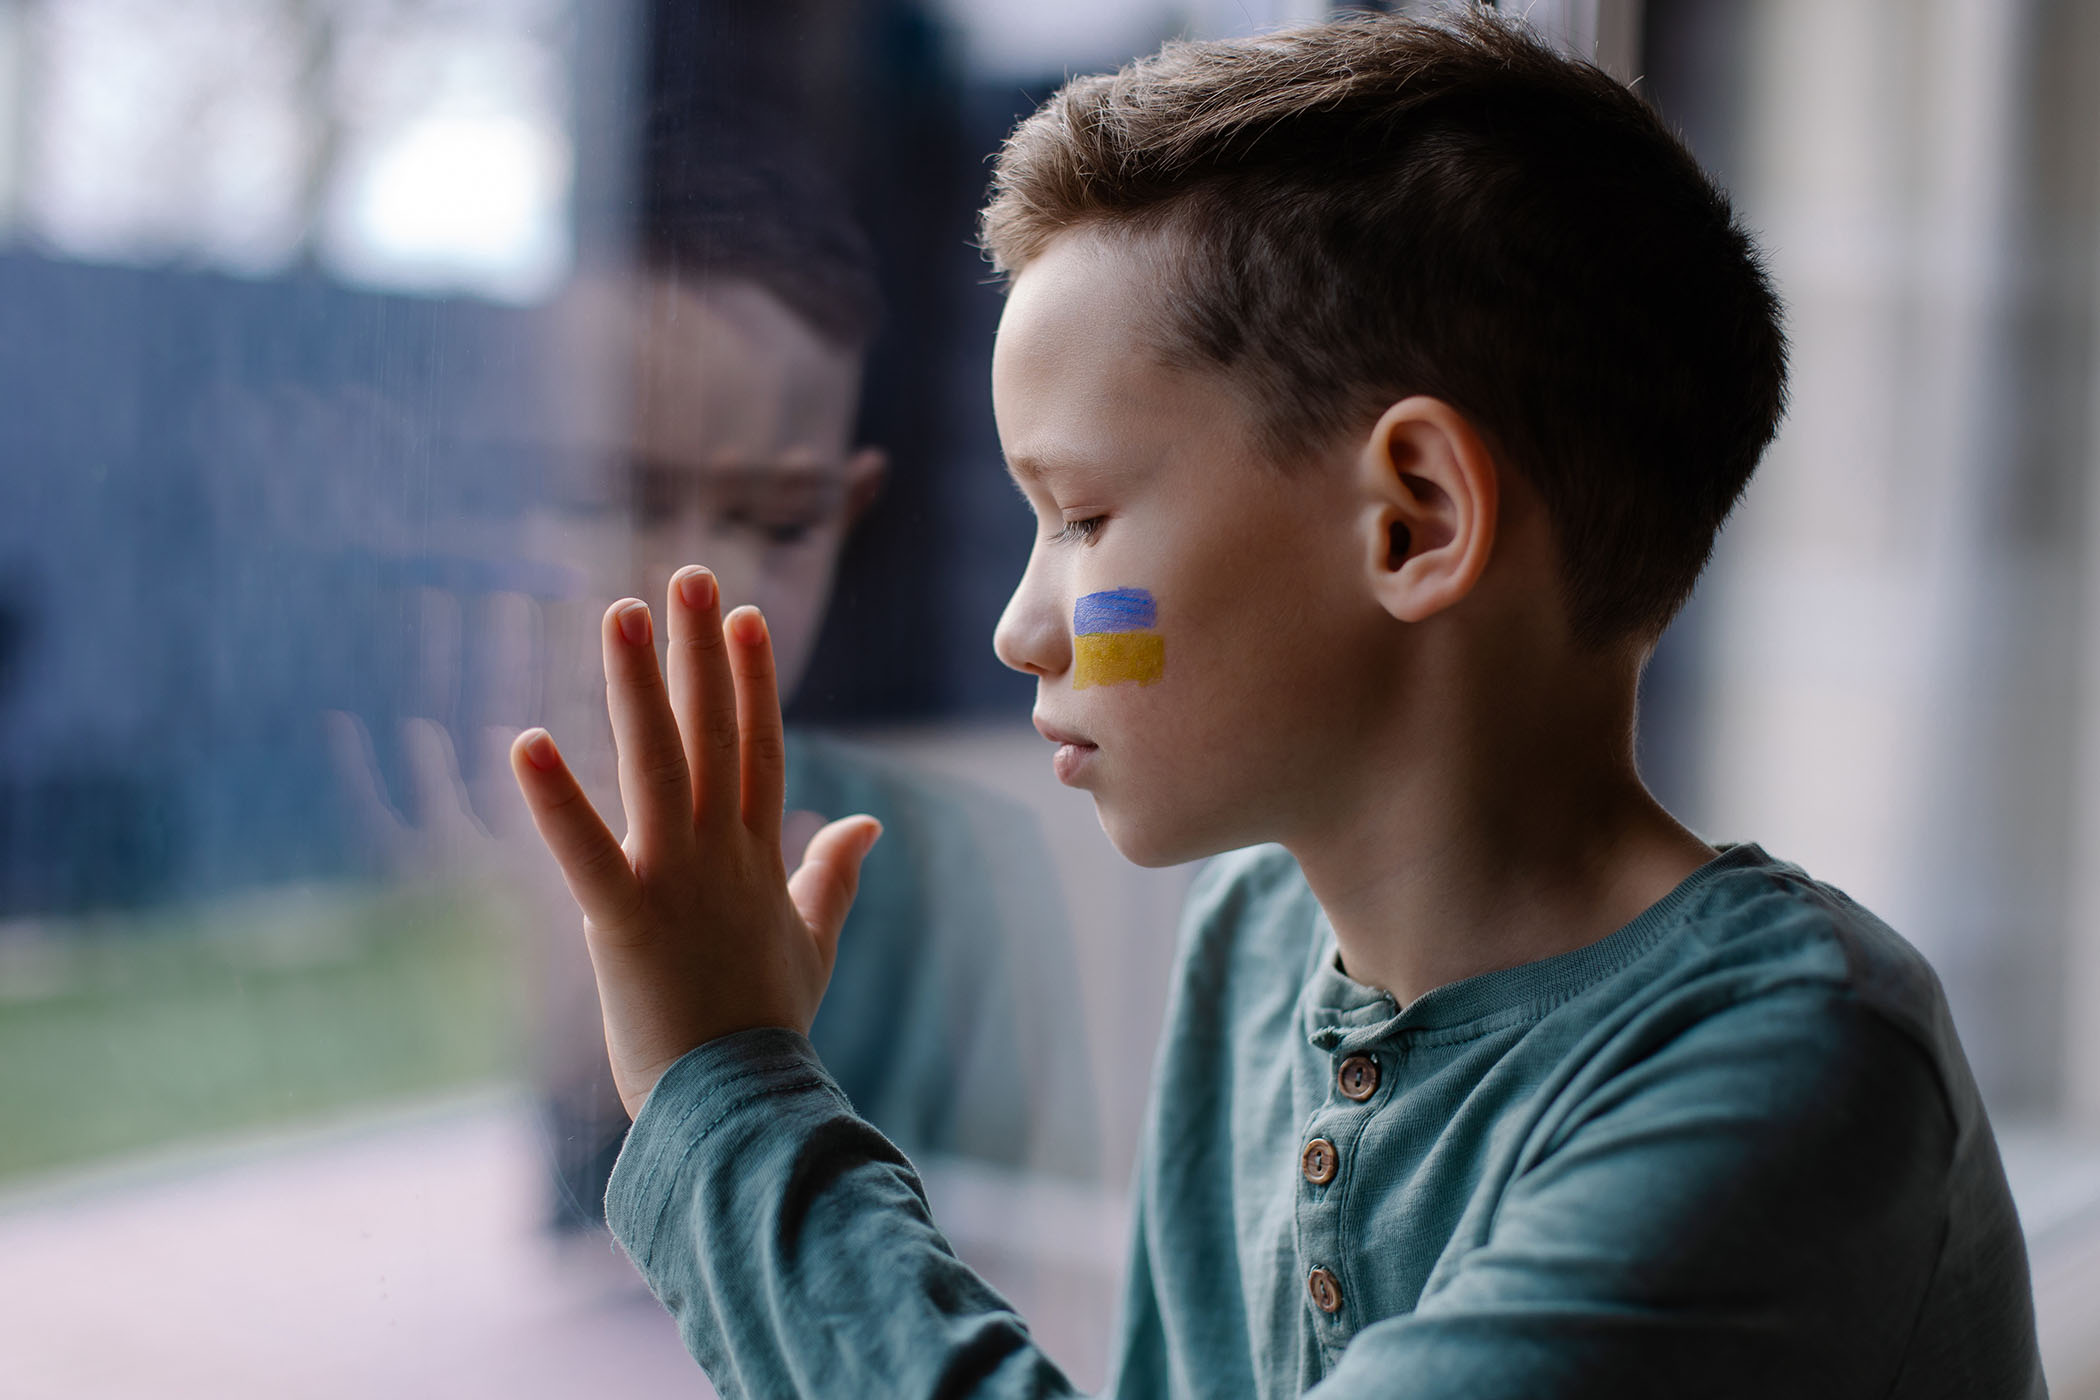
xmin=677 ymin=567 xmax=715 ymax=611
xmin=520 ymin=728 xmax=559 ymax=771
xmin=730 ymin=607 xmax=767 ymax=645
xmin=618 ymin=601 xmax=651 ymax=646
xmin=862 ymin=820 xmax=884 ymax=853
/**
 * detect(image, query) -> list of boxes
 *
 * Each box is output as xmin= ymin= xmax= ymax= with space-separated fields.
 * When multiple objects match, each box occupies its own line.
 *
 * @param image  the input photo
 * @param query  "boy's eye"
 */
xmin=721 ymin=509 xmax=817 ymax=547
xmin=1053 ymin=516 xmax=1104 ymax=545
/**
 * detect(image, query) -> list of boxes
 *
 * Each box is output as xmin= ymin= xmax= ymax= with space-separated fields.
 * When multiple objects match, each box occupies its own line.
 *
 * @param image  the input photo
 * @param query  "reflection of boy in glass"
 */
xmin=620 ymin=137 xmax=888 ymax=692
xmin=537 ymin=121 xmax=1096 ymax=1231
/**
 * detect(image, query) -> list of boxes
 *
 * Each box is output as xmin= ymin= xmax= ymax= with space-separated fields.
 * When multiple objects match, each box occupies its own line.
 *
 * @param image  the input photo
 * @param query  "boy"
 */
xmin=508 ymin=10 xmax=2045 ymax=1397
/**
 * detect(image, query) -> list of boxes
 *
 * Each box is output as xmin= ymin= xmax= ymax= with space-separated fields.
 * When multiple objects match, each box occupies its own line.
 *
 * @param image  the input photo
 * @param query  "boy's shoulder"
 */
xmin=783 ymin=727 xmax=1059 ymax=892
xmin=1659 ymin=845 xmax=1965 ymax=1076
xmin=783 ymin=727 xmax=973 ymax=834
xmin=1177 ymin=843 xmax=1328 ymax=977
xmin=1161 ymin=844 xmax=1328 ymax=1040
xmin=1182 ymin=842 xmax=1318 ymax=941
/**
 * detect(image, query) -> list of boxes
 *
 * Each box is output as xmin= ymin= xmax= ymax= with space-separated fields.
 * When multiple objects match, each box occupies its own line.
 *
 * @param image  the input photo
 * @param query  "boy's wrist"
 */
xmin=631 ymin=1026 xmax=829 ymax=1121
xmin=608 ymin=1027 xmax=840 ymax=1266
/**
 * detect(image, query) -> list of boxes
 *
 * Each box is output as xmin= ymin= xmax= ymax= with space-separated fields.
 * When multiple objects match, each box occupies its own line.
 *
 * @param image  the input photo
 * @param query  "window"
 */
xmin=2 ymin=2 xmax=2094 ymax=1394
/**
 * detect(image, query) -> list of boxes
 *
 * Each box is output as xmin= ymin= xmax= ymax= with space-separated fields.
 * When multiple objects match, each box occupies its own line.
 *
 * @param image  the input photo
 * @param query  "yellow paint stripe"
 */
xmin=1073 ymin=632 xmax=1165 ymax=689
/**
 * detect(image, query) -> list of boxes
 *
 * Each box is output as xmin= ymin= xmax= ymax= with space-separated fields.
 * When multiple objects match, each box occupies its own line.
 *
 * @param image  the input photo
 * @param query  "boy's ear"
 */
xmin=1356 ymin=396 xmax=1498 ymax=624
xmin=844 ymin=447 xmax=888 ymax=525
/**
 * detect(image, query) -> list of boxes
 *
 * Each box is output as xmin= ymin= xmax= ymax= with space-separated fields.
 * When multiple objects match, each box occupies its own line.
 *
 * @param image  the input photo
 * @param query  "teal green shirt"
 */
xmin=605 ymin=843 xmax=2045 ymax=1397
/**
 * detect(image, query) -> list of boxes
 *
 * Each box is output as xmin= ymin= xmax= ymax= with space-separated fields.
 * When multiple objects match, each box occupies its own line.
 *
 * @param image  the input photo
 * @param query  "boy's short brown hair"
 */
xmin=981 ymin=7 xmax=1786 ymax=647
xmin=637 ymin=105 xmax=882 ymax=352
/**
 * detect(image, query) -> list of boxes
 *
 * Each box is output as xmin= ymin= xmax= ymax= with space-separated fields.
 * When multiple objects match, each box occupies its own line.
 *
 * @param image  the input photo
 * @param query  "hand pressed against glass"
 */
xmin=508 ymin=565 xmax=882 ymax=1118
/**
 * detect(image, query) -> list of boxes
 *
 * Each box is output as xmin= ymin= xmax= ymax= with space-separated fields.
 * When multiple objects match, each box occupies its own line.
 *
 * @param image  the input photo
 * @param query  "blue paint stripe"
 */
xmin=1073 ymin=588 xmax=1158 ymax=634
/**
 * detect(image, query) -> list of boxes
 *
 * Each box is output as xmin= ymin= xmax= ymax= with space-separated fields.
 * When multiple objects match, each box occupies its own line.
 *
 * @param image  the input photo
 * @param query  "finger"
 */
xmin=602 ymin=598 xmax=693 ymax=855
xmin=474 ymin=725 xmax=525 ymax=838
xmin=401 ymin=717 xmax=481 ymax=843
xmin=322 ymin=709 xmax=406 ymax=838
xmin=788 ymin=816 xmax=883 ymax=966
xmin=726 ymin=606 xmax=787 ymax=844
xmin=666 ymin=566 xmax=740 ymax=826
xmin=511 ymin=727 xmax=641 ymax=929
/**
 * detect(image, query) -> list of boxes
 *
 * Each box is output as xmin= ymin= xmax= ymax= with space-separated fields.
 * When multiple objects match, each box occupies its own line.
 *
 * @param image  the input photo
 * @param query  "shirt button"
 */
xmin=1307 ymin=1267 xmax=1343 ymax=1314
xmin=1337 ymin=1055 xmax=1379 ymax=1101
xmin=1301 ymin=1137 xmax=1338 ymax=1185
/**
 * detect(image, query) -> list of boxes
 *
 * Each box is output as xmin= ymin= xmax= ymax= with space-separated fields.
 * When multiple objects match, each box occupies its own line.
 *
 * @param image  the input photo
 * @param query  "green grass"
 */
xmin=0 ymin=883 xmax=529 ymax=1183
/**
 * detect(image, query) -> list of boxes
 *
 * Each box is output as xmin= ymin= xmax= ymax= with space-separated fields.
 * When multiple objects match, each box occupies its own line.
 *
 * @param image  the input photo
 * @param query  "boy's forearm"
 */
xmin=608 ymin=1028 xmax=1085 ymax=1400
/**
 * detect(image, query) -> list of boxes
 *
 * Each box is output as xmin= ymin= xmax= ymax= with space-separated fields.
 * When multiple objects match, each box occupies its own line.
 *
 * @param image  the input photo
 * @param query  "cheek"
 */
xmin=1063 ymin=554 xmax=1266 ymax=714
xmin=1067 ymin=488 xmax=1347 ymax=714
xmin=1117 ymin=559 xmax=1359 ymax=746
xmin=1071 ymin=587 xmax=1167 ymax=690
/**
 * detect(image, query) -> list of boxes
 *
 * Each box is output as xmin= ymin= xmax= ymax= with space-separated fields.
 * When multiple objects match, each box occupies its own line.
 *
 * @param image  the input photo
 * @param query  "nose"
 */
xmin=993 ymin=551 xmax=1069 ymax=679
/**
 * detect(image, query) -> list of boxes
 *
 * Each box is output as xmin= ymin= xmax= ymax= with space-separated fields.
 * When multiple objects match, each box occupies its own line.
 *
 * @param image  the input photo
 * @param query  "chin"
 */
xmin=1093 ymin=800 xmax=1238 ymax=870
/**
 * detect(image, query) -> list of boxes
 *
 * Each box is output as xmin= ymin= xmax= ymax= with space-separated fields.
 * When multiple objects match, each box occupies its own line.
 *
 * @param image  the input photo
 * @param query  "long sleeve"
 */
xmin=605 ymin=1028 xmax=1086 ymax=1400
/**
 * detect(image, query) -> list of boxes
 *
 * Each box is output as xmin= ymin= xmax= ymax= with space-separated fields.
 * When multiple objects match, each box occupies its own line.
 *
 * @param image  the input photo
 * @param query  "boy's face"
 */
xmin=560 ymin=274 xmax=883 ymax=701
xmin=992 ymin=232 xmax=1398 ymax=866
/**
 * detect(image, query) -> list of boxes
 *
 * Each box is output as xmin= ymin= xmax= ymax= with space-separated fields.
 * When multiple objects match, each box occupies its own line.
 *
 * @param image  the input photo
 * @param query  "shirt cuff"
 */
xmin=604 ymin=1026 xmax=843 ymax=1271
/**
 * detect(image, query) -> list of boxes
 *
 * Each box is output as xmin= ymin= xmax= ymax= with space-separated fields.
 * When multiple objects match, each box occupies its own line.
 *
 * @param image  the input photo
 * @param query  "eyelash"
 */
xmin=1053 ymin=516 xmax=1104 ymax=546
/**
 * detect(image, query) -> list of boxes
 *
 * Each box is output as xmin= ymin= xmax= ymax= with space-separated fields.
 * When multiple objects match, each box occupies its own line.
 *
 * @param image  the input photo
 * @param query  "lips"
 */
xmin=1034 ymin=714 xmax=1099 ymax=786
xmin=1032 ymin=715 xmax=1094 ymax=748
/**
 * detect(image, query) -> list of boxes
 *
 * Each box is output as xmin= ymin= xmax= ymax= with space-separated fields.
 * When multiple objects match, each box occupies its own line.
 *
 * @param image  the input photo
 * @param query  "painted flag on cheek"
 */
xmin=1073 ymin=588 xmax=1165 ymax=689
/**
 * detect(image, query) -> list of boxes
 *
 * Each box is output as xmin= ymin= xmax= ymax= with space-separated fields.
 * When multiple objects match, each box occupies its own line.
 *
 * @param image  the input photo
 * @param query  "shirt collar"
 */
xmin=1300 ymin=842 xmax=1773 ymax=1052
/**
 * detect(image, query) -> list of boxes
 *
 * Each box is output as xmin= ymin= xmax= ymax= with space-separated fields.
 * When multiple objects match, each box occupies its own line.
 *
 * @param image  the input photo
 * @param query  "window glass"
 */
xmin=3 ymin=2 xmax=2097 ymax=1395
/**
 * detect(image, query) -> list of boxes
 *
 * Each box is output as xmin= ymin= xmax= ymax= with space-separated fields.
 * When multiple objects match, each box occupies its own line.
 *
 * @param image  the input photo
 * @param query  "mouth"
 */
xmin=1033 ymin=714 xmax=1099 ymax=786
xmin=1033 ymin=714 xmax=1092 ymax=747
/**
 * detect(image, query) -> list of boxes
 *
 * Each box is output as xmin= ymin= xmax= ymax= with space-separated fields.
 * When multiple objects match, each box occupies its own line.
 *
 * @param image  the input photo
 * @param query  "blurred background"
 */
xmin=0 ymin=0 xmax=2096 ymax=1394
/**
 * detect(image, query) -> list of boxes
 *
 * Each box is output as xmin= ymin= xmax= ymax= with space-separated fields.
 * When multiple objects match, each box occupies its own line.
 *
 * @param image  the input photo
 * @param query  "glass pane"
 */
xmin=4 ymin=2 xmax=2097 ymax=1395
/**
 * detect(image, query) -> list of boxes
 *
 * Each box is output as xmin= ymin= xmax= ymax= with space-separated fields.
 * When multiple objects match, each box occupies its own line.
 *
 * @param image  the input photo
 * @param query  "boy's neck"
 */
xmin=1283 ymin=649 xmax=1712 ymax=1007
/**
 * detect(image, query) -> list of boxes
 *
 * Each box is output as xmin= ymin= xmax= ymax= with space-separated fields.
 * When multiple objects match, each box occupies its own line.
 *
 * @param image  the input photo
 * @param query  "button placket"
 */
xmin=1299 ymin=1044 xmax=1401 ymax=1339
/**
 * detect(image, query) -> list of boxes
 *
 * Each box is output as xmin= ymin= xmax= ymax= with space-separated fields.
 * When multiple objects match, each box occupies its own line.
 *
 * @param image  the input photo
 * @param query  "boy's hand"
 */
xmin=509 ymin=565 xmax=882 ymax=1120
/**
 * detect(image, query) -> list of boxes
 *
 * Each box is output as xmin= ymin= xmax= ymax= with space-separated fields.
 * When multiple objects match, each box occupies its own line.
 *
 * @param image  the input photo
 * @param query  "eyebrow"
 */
xmin=1003 ymin=451 xmax=1097 ymax=487
xmin=628 ymin=455 xmax=848 ymax=486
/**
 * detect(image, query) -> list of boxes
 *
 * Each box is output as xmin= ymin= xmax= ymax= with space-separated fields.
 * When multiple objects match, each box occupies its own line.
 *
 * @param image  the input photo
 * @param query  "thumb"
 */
xmin=787 ymin=816 xmax=883 ymax=962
